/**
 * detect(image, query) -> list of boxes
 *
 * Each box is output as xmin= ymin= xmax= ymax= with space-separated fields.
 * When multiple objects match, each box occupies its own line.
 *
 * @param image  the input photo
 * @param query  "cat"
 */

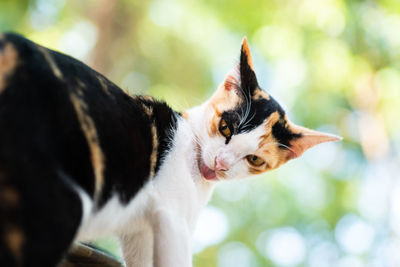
xmin=0 ymin=32 xmax=340 ymax=267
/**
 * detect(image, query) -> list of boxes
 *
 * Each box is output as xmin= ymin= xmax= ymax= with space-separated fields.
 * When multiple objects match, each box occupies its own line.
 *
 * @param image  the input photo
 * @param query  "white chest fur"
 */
xmin=76 ymin=117 xmax=215 ymax=267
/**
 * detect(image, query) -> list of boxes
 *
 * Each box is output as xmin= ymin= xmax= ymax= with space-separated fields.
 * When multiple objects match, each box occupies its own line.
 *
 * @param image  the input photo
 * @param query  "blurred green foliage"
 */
xmin=2 ymin=0 xmax=400 ymax=266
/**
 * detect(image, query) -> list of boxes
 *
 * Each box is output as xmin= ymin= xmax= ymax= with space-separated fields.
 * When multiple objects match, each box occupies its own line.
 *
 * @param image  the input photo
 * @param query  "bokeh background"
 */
xmin=2 ymin=0 xmax=400 ymax=266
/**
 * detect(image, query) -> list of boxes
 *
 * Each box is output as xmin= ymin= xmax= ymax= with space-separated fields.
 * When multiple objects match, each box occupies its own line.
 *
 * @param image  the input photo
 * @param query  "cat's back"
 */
xmin=0 ymin=33 xmax=158 ymax=204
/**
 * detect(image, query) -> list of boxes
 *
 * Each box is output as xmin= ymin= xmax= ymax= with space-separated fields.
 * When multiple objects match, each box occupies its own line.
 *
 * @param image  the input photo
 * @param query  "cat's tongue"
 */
xmin=201 ymin=164 xmax=216 ymax=180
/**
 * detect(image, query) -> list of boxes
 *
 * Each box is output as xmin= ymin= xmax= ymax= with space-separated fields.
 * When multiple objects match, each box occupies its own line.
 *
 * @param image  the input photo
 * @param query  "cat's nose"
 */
xmin=214 ymin=157 xmax=229 ymax=171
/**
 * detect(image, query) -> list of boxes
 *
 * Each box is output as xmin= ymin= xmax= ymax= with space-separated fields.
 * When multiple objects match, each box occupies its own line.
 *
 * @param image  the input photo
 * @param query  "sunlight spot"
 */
xmin=193 ymin=206 xmax=228 ymax=253
xmin=389 ymin=180 xmax=400 ymax=237
xmin=149 ymin=0 xmax=183 ymax=28
xmin=336 ymin=256 xmax=364 ymax=267
xmin=217 ymin=242 xmax=259 ymax=267
xmin=335 ymin=214 xmax=375 ymax=254
xmin=374 ymin=68 xmax=400 ymax=100
xmin=316 ymin=5 xmax=346 ymax=37
xmin=308 ymin=241 xmax=339 ymax=267
xmin=305 ymin=136 xmax=340 ymax=171
xmin=360 ymin=4 xmax=400 ymax=56
xmin=312 ymin=39 xmax=352 ymax=88
xmin=58 ymin=21 xmax=98 ymax=61
xmin=278 ymin=166 xmax=327 ymax=210
xmin=358 ymin=112 xmax=390 ymax=160
xmin=344 ymin=111 xmax=361 ymax=142
xmin=376 ymin=237 xmax=400 ymax=266
xmin=270 ymin=57 xmax=307 ymax=107
xmin=121 ymin=72 xmax=150 ymax=94
xmin=297 ymin=0 xmax=345 ymax=37
xmin=254 ymin=25 xmax=303 ymax=59
xmin=258 ymin=227 xmax=306 ymax=266
xmin=358 ymin=162 xmax=392 ymax=222
xmin=216 ymin=180 xmax=249 ymax=202
xmin=29 ymin=0 xmax=66 ymax=30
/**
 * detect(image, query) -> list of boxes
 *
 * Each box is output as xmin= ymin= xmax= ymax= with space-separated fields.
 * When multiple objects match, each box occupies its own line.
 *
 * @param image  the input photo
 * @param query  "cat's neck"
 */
xmin=184 ymin=104 xmax=216 ymax=202
xmin=155 ymin=107 xmax=216 ymax=208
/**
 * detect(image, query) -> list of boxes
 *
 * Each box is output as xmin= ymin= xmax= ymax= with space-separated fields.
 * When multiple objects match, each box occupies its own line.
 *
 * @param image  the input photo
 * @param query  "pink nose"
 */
xmin=215 ymin=157 xmax=229 ymax=171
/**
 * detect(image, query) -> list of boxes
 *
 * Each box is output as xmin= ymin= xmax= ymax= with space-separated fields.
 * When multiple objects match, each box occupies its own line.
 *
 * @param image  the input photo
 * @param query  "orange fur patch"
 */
xmin=248 ymin=166 xmax=265 ymax=175
xmin=258 ymin=111 xmax=280 ymax=148
xmin=69 ymin=89 xmax=105 ymax=199
xmin=141 ymin=103 xmax=153 ymax=117
xmin=247 ymin=111 xmax=290 ymax=173
xmin=139 ymin=99 xmax=158 ymax=178
xmin=216 ymin=171 xmax=227 ymax=179
xmin=0 ymin=186 xmax=19 ymax=208
xmin=180 ymin=111 xmax=189 ymax=120
xmin=208 ymin=113 xmax=220 ymax=137
xmin=76 ymin=79 xmax=87 ymax=90
xmin=37 ymin=45 xmax=63 ymax=79
xmin=252 ymin=88 xmax=270 ymax=101
xmin=207 ymin=84 xmax=242 ymax=137
xmin=5 ymin=225 xmax=24 ymax=263
xmin=97 ymin=75 xmax=111 ymax=96
xmin=0 ymin=42 xmax=18 ymax=93
xmin=149 ymin=123 xmax=158 ymax=179
xmin=141 ymin=95 xmax=155 ymax=101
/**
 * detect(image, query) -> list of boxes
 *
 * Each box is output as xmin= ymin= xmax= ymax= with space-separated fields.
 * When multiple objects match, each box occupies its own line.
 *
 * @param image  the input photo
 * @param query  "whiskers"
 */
xmin=192 ymin=134 xmax=214 ymax=165
xmin=238 ymin=88 xmax=252 ymax=130
xmin=224 ymin=80 xmax=253 ymax=131
xmin=240 ymin=111 xmax=256 ymax=130
xmin=192 ymin=135 xmax=204 ymax=152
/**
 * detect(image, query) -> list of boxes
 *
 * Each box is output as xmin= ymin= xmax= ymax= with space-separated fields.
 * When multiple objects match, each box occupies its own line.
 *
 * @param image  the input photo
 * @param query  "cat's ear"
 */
xmin=223 ymin=37 xmax=259 ymax=95
xmin=239 ymin=36 xmax=259 ymax=95
xmin=286 ymin=121 xmax=342 ymax=160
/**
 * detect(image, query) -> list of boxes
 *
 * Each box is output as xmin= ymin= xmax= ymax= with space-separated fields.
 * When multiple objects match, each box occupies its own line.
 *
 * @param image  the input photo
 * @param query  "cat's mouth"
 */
xmin=200 ymin=162 xmax=217 ymax=180
xmin=195 ymin=143 xmax=218 ymax=181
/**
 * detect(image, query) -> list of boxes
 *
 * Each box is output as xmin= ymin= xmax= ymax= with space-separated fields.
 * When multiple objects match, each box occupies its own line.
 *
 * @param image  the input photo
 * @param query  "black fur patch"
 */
xmin=0 ymin=39 xmax=5 ymax=51
xmin=0 ymin=33 xmax=180 ymax=266
xmin=221 ymin=95 xmax=301 ymax=148
xmin=139 ymin=97 xmax=179 ymax=173
xmin=272 ymin=120 xmax=302 ymax=147
xmin=239 ymin=50 xmax=258 ymax=96
xmin=221 ymin=95 xmax=284 ymax=135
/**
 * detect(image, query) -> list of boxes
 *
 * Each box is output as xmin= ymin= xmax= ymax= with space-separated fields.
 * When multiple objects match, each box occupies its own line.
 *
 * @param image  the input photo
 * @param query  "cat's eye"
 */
xmin=219 ymin=119 xmax=231 ymax=137
xmin=246 ymin=155 xmax=265 ymax=167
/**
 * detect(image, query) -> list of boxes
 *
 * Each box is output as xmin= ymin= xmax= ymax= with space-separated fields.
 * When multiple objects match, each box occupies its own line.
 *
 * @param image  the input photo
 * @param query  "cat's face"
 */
xmin=190 ymin=38 xmax=340 ymax=181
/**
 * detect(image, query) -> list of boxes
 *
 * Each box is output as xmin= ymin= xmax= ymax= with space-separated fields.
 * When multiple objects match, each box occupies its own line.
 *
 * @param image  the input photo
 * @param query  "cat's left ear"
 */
xmin=223 ymin=37 xmax=259 ymax=96
xmin=239 ymin=37 xmax=259 ymax=96
xmin=286 ymin=120 xmax=342 ymax=160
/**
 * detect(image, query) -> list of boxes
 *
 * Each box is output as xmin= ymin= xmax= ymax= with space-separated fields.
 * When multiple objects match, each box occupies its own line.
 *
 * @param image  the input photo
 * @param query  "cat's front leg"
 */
xmin=120 ymin=223 xmax=154 ymax=267
xmin=152 ymin=208 xmax=192 ymax=267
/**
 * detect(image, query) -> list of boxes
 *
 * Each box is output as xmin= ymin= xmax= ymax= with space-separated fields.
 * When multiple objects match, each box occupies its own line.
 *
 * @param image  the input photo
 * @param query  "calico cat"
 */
xmin=0 ymin=32 xmax=340 ymax=267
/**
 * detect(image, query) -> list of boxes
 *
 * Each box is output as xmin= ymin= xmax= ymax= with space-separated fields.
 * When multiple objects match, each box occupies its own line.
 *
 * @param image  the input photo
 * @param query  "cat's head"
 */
xmin=188 ymin=37 xmax=341 ymax=181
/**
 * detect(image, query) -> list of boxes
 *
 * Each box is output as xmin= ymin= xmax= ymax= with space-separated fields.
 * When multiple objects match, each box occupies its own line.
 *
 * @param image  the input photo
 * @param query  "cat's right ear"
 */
xmin=285 ymin=121 xmax=342 ymax=160
xmin=223 ymin=37 xmax=259 ymax=96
